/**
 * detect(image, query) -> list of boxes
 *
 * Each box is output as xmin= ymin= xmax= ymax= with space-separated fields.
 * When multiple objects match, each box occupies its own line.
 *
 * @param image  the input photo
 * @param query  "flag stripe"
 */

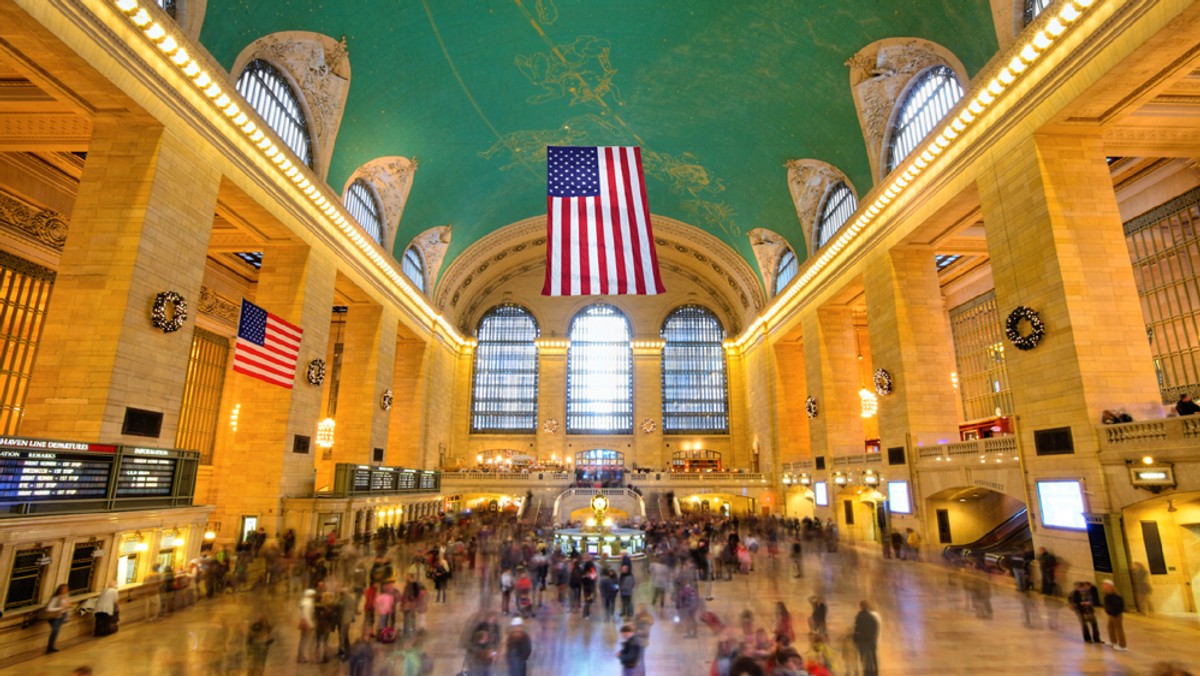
xmin=232 ymin=299 xmax=303 ymax=389
xmin=543 ymin=145 xmax=665 ymax=296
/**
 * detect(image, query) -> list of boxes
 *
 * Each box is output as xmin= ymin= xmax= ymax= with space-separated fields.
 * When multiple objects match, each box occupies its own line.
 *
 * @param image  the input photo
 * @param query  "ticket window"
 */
xmin=156 ymin=548 xmax=176 ymax=573
xmin=117 ymin=539 xmax=143 ymax=586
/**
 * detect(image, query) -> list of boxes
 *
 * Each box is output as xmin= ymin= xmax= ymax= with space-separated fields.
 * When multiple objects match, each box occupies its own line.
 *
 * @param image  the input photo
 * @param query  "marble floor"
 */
xmin=9 ymin=543 xmax=1199 ymax=676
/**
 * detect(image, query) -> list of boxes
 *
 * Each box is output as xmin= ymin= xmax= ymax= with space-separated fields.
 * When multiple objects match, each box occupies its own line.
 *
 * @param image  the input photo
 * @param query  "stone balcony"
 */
xmin=914 ymin=435 xmax=1020 ymax=468
xmin=1095 ymin=416 xmax=1200 ymax=464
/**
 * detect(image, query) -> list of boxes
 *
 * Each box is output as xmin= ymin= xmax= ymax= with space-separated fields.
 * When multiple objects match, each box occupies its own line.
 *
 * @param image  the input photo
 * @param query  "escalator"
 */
xmin=942 ymin=508 xmax=1031 ymax=572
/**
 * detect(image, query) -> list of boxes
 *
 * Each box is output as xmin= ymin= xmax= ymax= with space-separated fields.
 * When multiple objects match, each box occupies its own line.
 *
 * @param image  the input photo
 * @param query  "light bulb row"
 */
xmin=731 ymin=0 xmax=1097 ymax=352
xmin=111 ymin=0 xmax=471 ymax=348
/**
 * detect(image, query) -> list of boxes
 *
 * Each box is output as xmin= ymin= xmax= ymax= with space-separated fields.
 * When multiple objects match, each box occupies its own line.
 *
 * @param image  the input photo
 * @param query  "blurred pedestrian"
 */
xmin=617 ymin=624 xmax=645 ymax=676
xmin=1102 ymin=580 xmax=1127 ymax=651
xmin=853 ymin=600 xmax=880 ymax=676
xmin=1068 ymin=581 xmax=1101 ymax=644
xmin=505 ymin=617 xmax=533 ymax=676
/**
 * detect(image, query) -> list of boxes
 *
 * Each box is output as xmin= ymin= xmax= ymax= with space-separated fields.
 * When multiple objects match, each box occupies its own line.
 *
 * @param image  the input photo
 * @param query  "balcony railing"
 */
xmin=440 ymin=471 xmax=572 ymax=482
xmin=1097 ymin=416 xmax=1200 ymax=454
xmin=831 ymin=453 xmax=884 ymax=467
xmin=628 ymin=472 xmax=767 ymax=483
xmin=916 ymin=435 xmax=1018 ymax=464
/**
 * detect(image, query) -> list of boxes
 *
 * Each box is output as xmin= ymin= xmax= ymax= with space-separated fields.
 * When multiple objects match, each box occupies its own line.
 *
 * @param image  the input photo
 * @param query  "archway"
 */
xmin=926 ymin=485 xmax=1028 ymax=570
xmin=1121 ymin=490 xmax=1200 ymax=615
xmin=575 ymin=449 xmax=625 ymax=485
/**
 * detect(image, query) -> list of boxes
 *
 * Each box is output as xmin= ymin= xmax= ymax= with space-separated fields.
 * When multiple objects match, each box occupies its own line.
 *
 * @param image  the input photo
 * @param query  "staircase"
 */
xmin=643 ymin=492 xmax=677 ymax=522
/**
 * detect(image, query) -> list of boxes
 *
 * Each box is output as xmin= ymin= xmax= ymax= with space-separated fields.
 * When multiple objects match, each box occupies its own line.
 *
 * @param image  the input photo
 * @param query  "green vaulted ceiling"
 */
xmin=199 ymin=1 xmax=999 ymax=283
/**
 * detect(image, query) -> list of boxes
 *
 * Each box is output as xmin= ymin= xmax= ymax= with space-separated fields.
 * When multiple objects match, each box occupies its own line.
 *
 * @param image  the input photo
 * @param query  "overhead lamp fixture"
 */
xmin=799 ymin=473 xmax=812 ymax=486
xmin=316 ymin=418 xmax=336 ymax=449
xmin=863 ymin=470 xmax=880 ymax=486
xmin=833 ymin=472 xmax=847 ymax=486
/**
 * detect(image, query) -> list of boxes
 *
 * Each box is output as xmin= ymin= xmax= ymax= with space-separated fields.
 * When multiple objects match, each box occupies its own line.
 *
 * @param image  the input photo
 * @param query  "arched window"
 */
xmin=885 ymin=65 xmax=964 ymax=174
xmin=774 ymin=249 xmax=798 ymax=296
xmin=567 ymin=305 xmax=633 ymax=434
xmin=471 ymin=305 xmax=539 ymax=433
xmin=235 ymin=59 xmax=313 ymax=168
xmin=345 ymin=179 xmax=385 ymax=245
xmin=813 ymin=182 xmax=858 ymax=250
xmin=661 ymin=306 xmax=728 ymax=433
xmin=155 ymin=0 xmax=178 ymax=17
xmin=402 ymin=246 xmax=425 ymax=292
xmin=1023 ymin=0 xmax=1053 ymax=25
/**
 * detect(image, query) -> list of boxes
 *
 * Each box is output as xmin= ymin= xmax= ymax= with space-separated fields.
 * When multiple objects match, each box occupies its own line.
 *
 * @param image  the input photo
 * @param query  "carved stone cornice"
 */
xmin=0 ymin=187 xmax=68 ymax=251
xmin=0 ymin=114 xmax=91 ymax=151
xmin=845 ymin=38 xmax=967 ymax=180
xmin=197 ymin=285 xmax=238 ymax=326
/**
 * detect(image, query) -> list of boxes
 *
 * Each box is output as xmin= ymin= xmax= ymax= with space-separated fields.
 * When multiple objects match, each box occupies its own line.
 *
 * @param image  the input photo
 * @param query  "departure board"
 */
xmin=352 ymin=467 xmax=372 ymax=492
xmin=419 ymin=471 xmax=438 ymax=490
xmin=115 ymin=451 xmax=178 ymax=497
xmin=397 ymin=470 xmax=418 ymax=490
xmin=0 ymin=450 xmax=114 ymax=502
xmin=370 ymin=469 xmax=398 ymax=492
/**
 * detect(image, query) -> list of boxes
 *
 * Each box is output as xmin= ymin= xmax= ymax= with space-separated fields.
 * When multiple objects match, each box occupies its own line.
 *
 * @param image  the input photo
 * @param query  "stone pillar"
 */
xmin=535 ymin=340 xmax=568 ymax=466
xmin=23 ymin=120 xmax=220 ymax=442
xmin=632 ymin=339 xmax=664 ymax=470
xmin=979 ymin=131 xmax=1160 ymax=564
xmin=208 ymin=243 xmax=336 ymax=541
xmin=319 ymin=303 xmax=396 ymax=483
xmin=772 ymin=340 xmax=810 ymax=463
xmin=864 ymin=246 xmax=960 ymax=449
xmin=802 ymin=306 xmax=865 ymax=462
xmin=388 ymin=336 xmax=428 ymax=467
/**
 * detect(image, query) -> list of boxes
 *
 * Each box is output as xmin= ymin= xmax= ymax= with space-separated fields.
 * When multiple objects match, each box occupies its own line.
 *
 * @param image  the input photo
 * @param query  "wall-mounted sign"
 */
xmin=1129 ymin=465 xmax=1175 ymax=491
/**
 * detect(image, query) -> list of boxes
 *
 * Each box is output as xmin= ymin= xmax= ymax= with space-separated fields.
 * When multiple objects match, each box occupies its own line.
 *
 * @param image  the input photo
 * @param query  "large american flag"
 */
xmin=543 ymin=146 xmax=665 ymax=296
xmin=232 ymin=299 xmax=303 ymax=389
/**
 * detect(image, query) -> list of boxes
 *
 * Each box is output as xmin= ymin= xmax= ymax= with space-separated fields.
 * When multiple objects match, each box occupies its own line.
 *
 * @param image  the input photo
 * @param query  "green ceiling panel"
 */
xmin=199 ymin=1 xmax=999 ymax=282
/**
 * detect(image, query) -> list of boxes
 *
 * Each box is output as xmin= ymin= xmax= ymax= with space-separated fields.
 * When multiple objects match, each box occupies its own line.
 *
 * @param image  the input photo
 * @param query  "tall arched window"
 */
xmin=471 ymin=305 xmax=539 ymax=433
xmin=661 ymin=306 xmax=728 ymax=433
xmin=774 ymin=249 xmax=798 ymax=296
xmin=235 ymin=59 xmax=313 ymax=168
xmin=813 ymin=182 xmax=858 ymax=250
xmin=345 ymin=179 xmax=385 ymax=245
xmin=402 ymin=246 xmax=425 ymax=292
xmin=567 ymin=304 xmax=633 ymax=434
xmin=885 ymin=65 xmax=964 ymax=174
xmin=1024 ymin=0 xmax=1053 ymax=25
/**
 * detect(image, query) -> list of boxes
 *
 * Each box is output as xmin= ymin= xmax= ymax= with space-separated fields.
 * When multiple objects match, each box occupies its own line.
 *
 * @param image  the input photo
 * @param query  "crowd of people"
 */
xmin=36 ymin=507 xmax=1197 ymax=676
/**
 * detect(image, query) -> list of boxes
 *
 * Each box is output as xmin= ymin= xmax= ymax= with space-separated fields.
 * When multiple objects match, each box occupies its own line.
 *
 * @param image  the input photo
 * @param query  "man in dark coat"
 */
xmin=853 ymin=600 xmax=880 ymax=676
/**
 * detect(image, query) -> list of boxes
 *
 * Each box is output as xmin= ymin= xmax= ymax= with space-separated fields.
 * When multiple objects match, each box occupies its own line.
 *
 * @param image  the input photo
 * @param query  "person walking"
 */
xmin=1068 ymin=581 xmax=1102 ymax=644
xmin=1102 ymin=580 xmax=1128 ymax=651
xmin=1038 ymin=547 xmax=1059 ymax=596
xmin=616 ymin=623 xmax=645 ymax=676
xmin=245 ymin=615 xmax=275 ymax=676
xmin=808 ymin=595 xmax=827 ymax=637
xmin=791 ymin=538 xmax=804 ymax=578
xmin=853 ymin=600 xmax=880 ymax=676
xmin=505 ymin=617 xmax=533 ymax=676
xmin=297 ymin=589 xmax=317 ymax=663
xmin=600 ymin=568 xmax=619 ymax=621
xmin=44 ymin=584 xmax=72 ymax=654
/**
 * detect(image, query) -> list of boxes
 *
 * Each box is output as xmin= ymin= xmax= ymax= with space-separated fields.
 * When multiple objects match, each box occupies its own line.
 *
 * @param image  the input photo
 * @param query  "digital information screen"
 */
xmin=814 ymin=481 xmax=829 ymax=506
xmin=0 ymin=450 xmax=114 ymax=502
xmin=1037 ymin=480 xmax=1087 ymax=530
xmin=370 ymin=469 xmax=398 ymax=492
xmin=887 ymin=481 xmax=912 ymax=514
xmin=115 ymin=448 xmax=179 ymax=497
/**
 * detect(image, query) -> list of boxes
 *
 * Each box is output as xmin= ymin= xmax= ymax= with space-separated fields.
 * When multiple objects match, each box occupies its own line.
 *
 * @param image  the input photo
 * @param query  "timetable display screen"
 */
xmin=0 ymin=451 xmax=113 ymax=502
xmin=115 ymin=455 xmax=178 ymax=497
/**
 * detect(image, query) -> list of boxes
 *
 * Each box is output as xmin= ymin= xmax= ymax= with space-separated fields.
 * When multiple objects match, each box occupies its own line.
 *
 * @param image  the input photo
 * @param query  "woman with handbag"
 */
xmin=44 ymin=584 xmax=72 ymax=653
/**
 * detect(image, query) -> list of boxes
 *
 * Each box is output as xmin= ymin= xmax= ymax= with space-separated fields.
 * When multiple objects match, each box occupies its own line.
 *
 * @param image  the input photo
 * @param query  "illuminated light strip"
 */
xmin=729 ymin=0 xmax=1098 ymax=351
xmin=110 ymin=0 xmax=470 ymax=348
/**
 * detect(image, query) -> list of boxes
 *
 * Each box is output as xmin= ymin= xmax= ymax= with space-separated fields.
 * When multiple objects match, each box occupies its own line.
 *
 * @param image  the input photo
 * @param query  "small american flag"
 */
xmin=232 ymin=299 xmax=303 ymax=389
xmin=543 ymin=146 xmax=665 ymax=296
